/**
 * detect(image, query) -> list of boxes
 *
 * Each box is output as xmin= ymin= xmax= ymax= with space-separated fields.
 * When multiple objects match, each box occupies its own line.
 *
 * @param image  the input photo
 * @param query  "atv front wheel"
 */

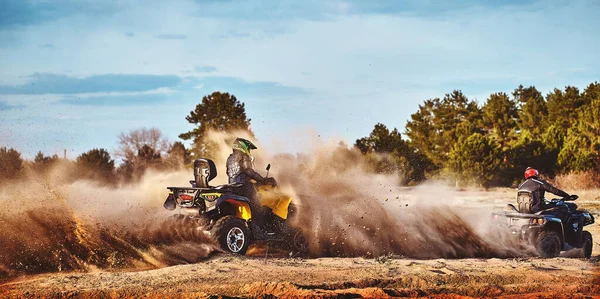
xmin=211 ymin=216 xmax=250 ymax=255
xmin=535 ymin=231 xmax=561 ymax=258
xmin=581 ymin=231 xmax=593 ymax=259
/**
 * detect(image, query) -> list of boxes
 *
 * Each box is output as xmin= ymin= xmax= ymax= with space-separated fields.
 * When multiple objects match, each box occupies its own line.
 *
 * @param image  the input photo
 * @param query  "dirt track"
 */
xmin=1 ymin=254 xmax=599 ymax=298
xmin=1 ymin=183 xmax=599 ymax=298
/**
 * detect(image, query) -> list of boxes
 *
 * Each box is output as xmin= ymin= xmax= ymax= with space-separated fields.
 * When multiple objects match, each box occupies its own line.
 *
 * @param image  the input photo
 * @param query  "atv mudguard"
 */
xmin=541 ymin=217 xmax=565 ymax=243
xmin=215 ymin=194 xmax=252 ymax=221
xmin=164 ymin=193 xmax=176 ymax=210
xmin=257 ymin=185 xmax=292 ymax=220
xmin=582 ymin=212 xmax=595 ymax=226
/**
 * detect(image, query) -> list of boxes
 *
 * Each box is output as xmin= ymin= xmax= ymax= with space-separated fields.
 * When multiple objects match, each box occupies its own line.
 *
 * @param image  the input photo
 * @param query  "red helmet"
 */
xmin=524 ymin=167 xmax=539 ymax=179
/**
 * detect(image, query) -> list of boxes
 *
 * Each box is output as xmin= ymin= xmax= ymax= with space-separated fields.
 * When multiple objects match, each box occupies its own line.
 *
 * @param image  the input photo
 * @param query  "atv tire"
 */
xmin=535 ymin=231 xmax=561 ymax=258
xmin=286 ymin=229 xmax=308 ymax=256
xmin=211 ymin=216 xmax=250 ymax=255
xmin=581 ymin=231 xmax=593 ymax=259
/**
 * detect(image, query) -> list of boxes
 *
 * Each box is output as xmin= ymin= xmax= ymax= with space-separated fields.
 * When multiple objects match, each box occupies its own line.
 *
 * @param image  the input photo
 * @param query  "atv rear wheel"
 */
xmin=581 ymin=231 xmax=593 ymax=259
xmin=535 ymin=231 xmax=561 ymax=258
xmin=211 ymin=216 xmax=250 ymax=255
xmin=286 ymin=229 xmax=308 ymax=256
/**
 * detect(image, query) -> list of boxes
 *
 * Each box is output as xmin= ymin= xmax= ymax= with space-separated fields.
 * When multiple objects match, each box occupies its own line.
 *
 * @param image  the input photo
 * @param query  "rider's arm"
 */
xmin=541 ymin=180 xmax=569 ymax=198
xmin=240 ymin=155 xmax=265 ymax=183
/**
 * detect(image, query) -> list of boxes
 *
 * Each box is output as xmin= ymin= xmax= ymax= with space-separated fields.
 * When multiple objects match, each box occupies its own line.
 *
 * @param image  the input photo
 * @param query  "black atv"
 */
xmin=163 ymin=159 xmax=308 ymax=255
xmin=492 ymin=191 xmax=594 ymax=258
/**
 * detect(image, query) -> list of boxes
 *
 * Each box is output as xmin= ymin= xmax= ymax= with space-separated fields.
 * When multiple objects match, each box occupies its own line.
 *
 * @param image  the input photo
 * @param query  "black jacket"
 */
xmin=517 ymin=177 xmax=569 ymax=212
xmin=226 ymin=150 xmax=264 ymax=185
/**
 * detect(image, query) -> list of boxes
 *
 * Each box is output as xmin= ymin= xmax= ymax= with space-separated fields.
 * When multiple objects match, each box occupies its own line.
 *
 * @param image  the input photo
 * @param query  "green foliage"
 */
xmin=502 ymin=130 xmax=547 ymax=184
xmin=398 ymin=81 xmax=600 ymax=186
xmin=582 ymin=81 xmax=600 ymax=104
xmin=448 ymin=133 xmax=500 ymax=186
xmin=513 ymin=85 xmax=547 ymax=136
xmin=404 ymin=99 xmax=436 ymax=162
xmin=557 ymin=126 xmax=596 ymax=172
xmin=356 ymin=123 xmax=433 ymax=185
xmin=479 ymin=91 xmax=524 ymax=183
xmin=539 ymin=125 xmax=567 ymax=176
xmin=356 ymin=123 xmax=405 ymax=175
xmin=356 ymin=123 xmax=407 ymax=154
xmin=580 ymin=82 xmax=600 ymax=138
xmin=482 ymin=92 xmax=518 ymax=147
xmin=557 ymin=84 xmax=600 ymax=172
xmin=76 ymin=148 xmax=115 ymax=183
xmin=0 ymin=147 xmax=24 ymax=183
xmin=546 ymin=86 xmax=585 ymax=129
xmin=542 ymin=125 xmax=566 ymax=153
xmin=405 ymin=90 xmax=481 ymax=169
xmin=179 ymin=92 xmax=252 ymax=158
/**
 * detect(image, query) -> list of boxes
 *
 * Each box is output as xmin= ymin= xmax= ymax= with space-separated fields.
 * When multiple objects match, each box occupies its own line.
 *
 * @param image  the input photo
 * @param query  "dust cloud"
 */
xmin=0 ymin=166 xmax=216 ymax=280
xmin=207 ymin=131 xmax=533 ymax=258
xmin=0 ymin=130 xmax=533 ymax=279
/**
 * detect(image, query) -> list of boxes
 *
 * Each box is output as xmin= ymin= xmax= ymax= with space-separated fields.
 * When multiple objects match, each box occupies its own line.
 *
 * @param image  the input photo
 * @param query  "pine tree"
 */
xmin=179 ymin=92 xmax=252 ymax=158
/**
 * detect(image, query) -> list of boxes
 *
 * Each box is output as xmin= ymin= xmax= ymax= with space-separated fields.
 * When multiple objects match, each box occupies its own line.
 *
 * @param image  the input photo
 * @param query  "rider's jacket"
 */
xmin=226 ymin=150 xmax=264 ymax=185
xmin=518 ymin=177 xmax=569 ymax=212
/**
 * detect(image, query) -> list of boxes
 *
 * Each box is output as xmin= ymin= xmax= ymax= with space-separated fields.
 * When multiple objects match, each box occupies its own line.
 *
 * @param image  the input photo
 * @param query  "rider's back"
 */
xmin=518 ymin=178 xmax=568 ymax=213
xmin=227 ymin=150 xmax=246 ymax=184
xmin=518 ymin=178 xmax=551 ymax=212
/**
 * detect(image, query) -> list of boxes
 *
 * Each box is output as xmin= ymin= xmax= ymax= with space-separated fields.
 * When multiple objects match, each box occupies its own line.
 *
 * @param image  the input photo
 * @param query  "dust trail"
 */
xmin=270 ymin=146 xmax=532 ymax=258
xmin=0 ymin=167 xmax=216 ymax=280
xmin=0 ymin=131 xmax=534 ymax=279
xmin=205 ymin=131 xmax=533 ymax=258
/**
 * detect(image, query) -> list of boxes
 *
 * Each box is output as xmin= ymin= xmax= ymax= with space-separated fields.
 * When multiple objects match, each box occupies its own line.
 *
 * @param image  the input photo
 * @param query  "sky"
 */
xmin=0 ymin=0 xmax=599 ymax=159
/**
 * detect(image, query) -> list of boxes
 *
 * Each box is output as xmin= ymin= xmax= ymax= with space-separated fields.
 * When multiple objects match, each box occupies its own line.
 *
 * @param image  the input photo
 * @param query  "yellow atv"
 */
xmin=163 ymin=159 xmax=307 ymax=255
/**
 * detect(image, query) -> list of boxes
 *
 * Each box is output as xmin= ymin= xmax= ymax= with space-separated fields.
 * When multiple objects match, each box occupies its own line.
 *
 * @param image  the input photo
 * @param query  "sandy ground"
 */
xmin=1 ymin=255 xmax=598 ymax=298
xmin=1 ymin=188 xmax=599 ymax=298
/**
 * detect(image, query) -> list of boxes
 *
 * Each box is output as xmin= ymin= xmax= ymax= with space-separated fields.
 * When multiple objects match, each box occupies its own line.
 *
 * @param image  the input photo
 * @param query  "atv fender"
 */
xmin=163 ymin=193 xmax=176 ymax=210
xmin=216 ymin=195 xmax=252 ymax=221
xmin=542 ymin=218 xmax=565 ymax=247
xmin=582 ymin=212 xmax=594 ymax=226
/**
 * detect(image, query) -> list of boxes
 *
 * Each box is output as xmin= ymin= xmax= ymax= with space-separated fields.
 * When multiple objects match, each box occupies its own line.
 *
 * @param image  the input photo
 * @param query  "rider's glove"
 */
xmin=264 ymin=177 xmax=277 ymax=187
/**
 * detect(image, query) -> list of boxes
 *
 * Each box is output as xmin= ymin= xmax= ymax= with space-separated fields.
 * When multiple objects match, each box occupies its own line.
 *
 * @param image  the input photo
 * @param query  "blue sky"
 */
xmin=0 ymin=0 xmax=599 ymax=159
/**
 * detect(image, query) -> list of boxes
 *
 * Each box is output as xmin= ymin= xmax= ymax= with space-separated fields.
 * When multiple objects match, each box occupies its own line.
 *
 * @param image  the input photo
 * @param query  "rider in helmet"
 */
xmin=518 ymin=167 xmax=569 ymax=213
xmin=226 ymin=138 xmax=275 ymax=208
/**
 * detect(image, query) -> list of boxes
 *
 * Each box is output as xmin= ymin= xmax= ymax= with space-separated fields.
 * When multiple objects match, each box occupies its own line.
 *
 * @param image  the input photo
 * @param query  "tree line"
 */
xmin=0 ymin=128 xmax=191 ymax=186
xmin=357 ymin=81 xmax=600 ymax=187
xmin=1 ymin=83 xmax=598 ymax=188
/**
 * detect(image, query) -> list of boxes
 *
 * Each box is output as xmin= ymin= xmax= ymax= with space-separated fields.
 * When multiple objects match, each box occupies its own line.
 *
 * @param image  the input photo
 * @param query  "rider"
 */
xmin=518 ymin=167 xmax=570 ymax=213
xmin=226 ymin=138 xmax=275 ymax=210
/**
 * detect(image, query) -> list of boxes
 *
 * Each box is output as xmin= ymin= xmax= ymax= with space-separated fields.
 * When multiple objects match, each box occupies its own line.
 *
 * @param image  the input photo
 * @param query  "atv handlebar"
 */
xmin=548 ymin=194 xmax=578 ymax=203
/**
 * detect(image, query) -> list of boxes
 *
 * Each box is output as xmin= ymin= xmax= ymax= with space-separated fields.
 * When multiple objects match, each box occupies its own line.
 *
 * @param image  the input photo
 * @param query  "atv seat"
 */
xmin=516 ymin=191 xmax=534 ymax=213
xmin=193 ymin=158 xmax=217 ymax=188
